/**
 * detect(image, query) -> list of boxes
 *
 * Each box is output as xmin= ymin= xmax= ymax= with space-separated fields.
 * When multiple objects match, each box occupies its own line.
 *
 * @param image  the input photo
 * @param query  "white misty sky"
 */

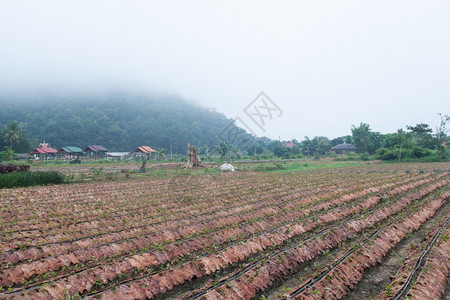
xmin=0 ymin=1 xmax=449 ymax=140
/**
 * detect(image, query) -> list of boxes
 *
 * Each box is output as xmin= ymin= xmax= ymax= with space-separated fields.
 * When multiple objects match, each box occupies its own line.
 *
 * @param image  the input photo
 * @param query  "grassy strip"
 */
xmin=0 ymin=171 xmax=65 ymax=189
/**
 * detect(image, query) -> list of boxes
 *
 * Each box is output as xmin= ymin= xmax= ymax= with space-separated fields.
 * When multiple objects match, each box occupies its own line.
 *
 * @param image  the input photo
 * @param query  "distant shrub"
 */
xmin=359 ymin=153 xmax=370 ymax=161
xmin=255 ymin=162 xmax=286 ymax=171
xmin=0 ymin=164 xmax=30 ymax=174
xmin=410 ymin=146 xmax=430 ymax=158
xmin=376 ymin=148 xmax=399 ymax=160
xmin=0 ymin=171 xmax=65 ymax=189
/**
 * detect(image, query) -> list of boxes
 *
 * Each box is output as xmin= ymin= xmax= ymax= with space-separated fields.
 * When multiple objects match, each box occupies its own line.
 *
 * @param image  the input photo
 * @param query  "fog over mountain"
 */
xmin=1 ymin=1 xmax=449 ymax=140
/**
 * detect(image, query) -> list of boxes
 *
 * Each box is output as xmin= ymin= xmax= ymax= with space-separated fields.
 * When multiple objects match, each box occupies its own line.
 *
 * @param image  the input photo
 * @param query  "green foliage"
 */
xmin=3 ymin=121 xmax=23 ymax=149
xmin=351 ymin=123 xmax=382 ymax=154
xmin=255 ymin=161 xmax=286 ymax=171
xmin=376 ymin=146 xmax=432 ymax=160
xmin=90 ymin=167 xmax=104 ymax=179
xmin=246 ymin=145 xmax=264 ymax=156
xmin=375 ymin=147 xmax=399 ymax=160
xmin=270 ymin=141 xmax=290 ymax=158
xmin=0 ymin=94 xmax=253 ymax=153
xmin=299 ymin=136 xmax=331 ymax=156
xmin=333 ymin=152 xmax=361 ymax=161
xmin=214 ymin=142 xmax=230 ymax=159
xmin=0 ymin=171 xmax=65 ymax=189
xmin=0 ymin=146 xmax=16 ymax=161
xmin=410 ymin=146 xmax=430 ymax=158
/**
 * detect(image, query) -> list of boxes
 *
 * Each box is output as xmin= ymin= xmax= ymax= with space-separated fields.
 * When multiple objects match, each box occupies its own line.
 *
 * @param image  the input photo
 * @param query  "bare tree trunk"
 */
xmin=183 ymin=143 xmax=204 ymax=169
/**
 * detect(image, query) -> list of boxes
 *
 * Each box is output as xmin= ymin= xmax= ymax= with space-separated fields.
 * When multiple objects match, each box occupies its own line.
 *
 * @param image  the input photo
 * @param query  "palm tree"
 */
xmin=3 ymin=121 xmax=23 ymax=149
xmin=157 ymin=148 xmax=166 ymax=160
xmin=215 ymin=142 xmax=229 ymax=159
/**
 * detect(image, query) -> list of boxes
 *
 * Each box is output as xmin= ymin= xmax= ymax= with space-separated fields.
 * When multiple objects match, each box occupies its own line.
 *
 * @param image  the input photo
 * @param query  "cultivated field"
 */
xmin=0 ymin=162 xmax=449 ymax=299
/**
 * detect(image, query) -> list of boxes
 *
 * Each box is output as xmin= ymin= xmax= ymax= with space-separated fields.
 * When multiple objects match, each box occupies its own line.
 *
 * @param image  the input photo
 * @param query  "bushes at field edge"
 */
xmin=0 ymin=171 xmax=65 ymax=188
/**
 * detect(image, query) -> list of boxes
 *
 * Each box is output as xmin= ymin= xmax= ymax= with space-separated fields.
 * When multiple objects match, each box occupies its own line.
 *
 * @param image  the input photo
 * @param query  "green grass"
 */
xmin=0 ymin=171 xmax=65 ymax=189
xmin=236 ymin=161 xmax=363 ymax=173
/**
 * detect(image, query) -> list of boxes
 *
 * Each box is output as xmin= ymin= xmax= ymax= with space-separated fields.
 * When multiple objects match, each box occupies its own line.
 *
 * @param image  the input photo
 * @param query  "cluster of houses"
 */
xmin=30 ymin=143 xmax=158 ymax=160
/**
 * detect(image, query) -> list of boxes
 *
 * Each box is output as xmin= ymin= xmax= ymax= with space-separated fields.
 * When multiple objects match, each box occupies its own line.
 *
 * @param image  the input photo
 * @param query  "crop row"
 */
xmin=374 ymin=215 xmax=449 ymax=300
xmin=1 ymin=170 xmax=420 ymax=293
xmin=286 ymin=190 xmax=449 ymax=299
xmin=1 ymin=172 xmax=399 ymax=246
xmin=0 ymin=169 xmax=446 ymax=300
xmin=190 ymin=182 xmax=448 ymax=300
xmin=71 ymin=179 xmax=450 ymax=299
xmin=405 ymin=225 xmax=449 ymax=300
xmin=1 ymin=170 xmax=418 ymax=268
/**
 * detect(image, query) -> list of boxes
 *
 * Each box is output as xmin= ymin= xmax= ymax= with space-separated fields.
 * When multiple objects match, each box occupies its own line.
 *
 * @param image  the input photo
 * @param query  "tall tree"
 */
xmin=3 ymin=121 xmax=23 ymax=150
xmin=434 ymin=113 xmax=450 ymax=158
xmin=406 ymin=123 xmax=434 ymax=149
xmin=215 ymin=142 xmax=230 ymax=159
xmin=351 ymin=123 xmax=381 ymax=154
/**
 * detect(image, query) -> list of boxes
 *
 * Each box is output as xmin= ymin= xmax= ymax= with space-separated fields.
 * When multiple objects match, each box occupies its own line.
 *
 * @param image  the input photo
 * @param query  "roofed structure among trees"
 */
xmin=83 ymin=145 xmax=110 ymax=158
xmin=30 ymin=144 xmax=58 ymax=159
xmin=130 ymin=146 xmax=157 ymax=159
xmin=331 ymin=143 xmax=356 ymax=154
xmin=57 ymin=146 xmax=84 ymax=158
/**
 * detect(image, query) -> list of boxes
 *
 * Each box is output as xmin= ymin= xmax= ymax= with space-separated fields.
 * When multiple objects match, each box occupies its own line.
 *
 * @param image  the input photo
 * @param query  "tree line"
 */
xmin=0 ymin=93 xmax=252 ymax=155
xmin=0 ymin=92 xmax=448 ymax=162
xmin=196 ymin=114 xmax=449 ymax=161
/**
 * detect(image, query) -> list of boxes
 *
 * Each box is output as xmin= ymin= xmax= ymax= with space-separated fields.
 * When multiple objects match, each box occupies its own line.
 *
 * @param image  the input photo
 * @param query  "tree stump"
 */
xmin=183 ymin=143 xmax=204 ymax=169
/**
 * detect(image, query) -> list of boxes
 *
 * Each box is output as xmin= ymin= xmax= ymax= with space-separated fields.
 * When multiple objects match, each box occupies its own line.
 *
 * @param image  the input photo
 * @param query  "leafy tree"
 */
xmin=246 ymin=145 xmax=264 ymax=156
xmin=316 ymin=137 xmax=331 ymax=155
xmin=1 ymin=146 xmax=15 ymax=161
xmin=272 ymin=143 xmax=290 ymax=158
xmin=215 ymin=142 xmax=230 ymax=159
xmin=407 ymin=123 xmax=434 ymax=149
xmin=434 ymin=113 xmax=449 ymax=158
xmin=407 ymin=123 xmax=432 ymax=137
xmin=157 ymin=148 xmax=166 ymax=160
xmin=299 ymin=136 xmax=330 ymax=156
xmin=3 ymin=121 xmax=23 ymax=150
xmin=300 ymin=137 xmax=314 ymax=156
xmin=383 ymin=129 xmax=413 ymax=148
xmin=330 ymin=137 xmax=345 ymax=147
xmin=351 ymin=123 xmax=381 ymax=154
xmin=290 ymin=144 xmax=301 ymax=155
xmin=230 ymin=146 xmax=241 ymax=159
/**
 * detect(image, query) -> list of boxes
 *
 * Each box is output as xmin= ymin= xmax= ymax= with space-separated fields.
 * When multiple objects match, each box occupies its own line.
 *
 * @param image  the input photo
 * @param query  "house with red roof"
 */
xmin=30 ymin=142 xmax=58 ymax=160
xmin=130 ymin=146 xmax=157 ymax=159
xmin=283 ymin=141 xmax=295 ymax=148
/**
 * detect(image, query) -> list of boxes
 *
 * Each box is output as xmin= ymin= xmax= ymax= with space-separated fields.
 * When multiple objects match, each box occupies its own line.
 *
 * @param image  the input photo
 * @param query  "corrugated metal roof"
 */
xmin=30 ymin=147 xmax=58 ymax=154
xmin=58 ymin=146 xmax=84 ymax=153
xmin=92 ymin=145 xmax=109 ymax=152
xmin=84 ymin=145 xmax=109 ymax=152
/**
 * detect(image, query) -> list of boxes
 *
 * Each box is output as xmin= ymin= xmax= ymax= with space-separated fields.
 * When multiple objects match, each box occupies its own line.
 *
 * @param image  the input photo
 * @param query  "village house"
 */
xmin=331 ymin=143 xmax=357 ymax=154
xmin=130 ymin=146 xmax=157 ymax=159
xmin=30 ymin=142 xmax=58 ymax=160
xmin=57 ymin=146 xmax=84 ymax=159
xmin=83 ymin=145 xmax=110 ymax=159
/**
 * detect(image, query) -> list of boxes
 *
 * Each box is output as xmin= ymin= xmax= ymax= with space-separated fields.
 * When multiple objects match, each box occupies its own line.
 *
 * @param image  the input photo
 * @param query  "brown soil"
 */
xmin=345 ymin=201 xmax=449 ymax=299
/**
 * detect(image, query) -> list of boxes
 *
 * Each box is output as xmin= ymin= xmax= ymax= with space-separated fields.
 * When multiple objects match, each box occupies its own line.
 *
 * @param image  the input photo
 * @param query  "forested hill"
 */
xmin=0 ymin=93 xmax=251 ymax=153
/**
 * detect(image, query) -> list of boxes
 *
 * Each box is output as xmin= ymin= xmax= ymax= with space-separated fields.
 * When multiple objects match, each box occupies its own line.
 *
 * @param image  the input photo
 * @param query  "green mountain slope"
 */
xmin=0 ymin=93 xmax=252 ymax=153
